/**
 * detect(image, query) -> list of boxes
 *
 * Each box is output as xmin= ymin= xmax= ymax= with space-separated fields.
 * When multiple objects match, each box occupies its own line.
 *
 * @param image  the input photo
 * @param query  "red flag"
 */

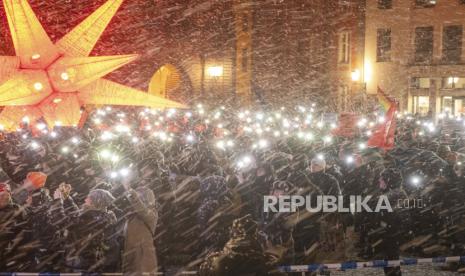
xmin=368 ymin=87 xmax=398 ymax=151
xmin=332 ymin=113 xmax=359 ymax=138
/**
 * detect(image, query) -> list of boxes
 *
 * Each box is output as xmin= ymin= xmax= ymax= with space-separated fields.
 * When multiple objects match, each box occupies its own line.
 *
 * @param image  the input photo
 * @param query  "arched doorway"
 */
xmin=149 ymin=64 xmax=191 ymax=103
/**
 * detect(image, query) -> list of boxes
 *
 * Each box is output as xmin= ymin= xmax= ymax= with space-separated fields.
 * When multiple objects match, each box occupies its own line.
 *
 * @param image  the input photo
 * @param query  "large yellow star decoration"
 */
xmin=0 ymin=0 xmax=186 ymax=132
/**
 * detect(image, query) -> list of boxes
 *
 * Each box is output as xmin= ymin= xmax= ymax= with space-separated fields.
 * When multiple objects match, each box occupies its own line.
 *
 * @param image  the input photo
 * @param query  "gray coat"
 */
xmin=122 ymin=190 xmax=158 ymax=275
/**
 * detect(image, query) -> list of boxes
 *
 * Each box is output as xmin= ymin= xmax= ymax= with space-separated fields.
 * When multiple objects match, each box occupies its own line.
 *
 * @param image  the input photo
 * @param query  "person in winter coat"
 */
xmin=65 ymin=189 xmax=118 ymax=272
xmin=199 ymin=214 xmax=285 ymax=276
xmin=0 ymin=183 xmax=29 ymax=271
xmin=122 ymin=185 xmax=158 ymax=276
xmin=198 ymin=176 xmax=234 ymax=253
xmin=16 ymin=172 xmax=67 ymax=271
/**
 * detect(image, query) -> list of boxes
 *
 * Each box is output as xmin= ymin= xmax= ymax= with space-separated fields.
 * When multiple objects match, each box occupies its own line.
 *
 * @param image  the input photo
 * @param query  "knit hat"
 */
xmin=88 ymin=189 xmax=115 ymax=210
xmin=311 ymin=157 xmax=326 ymax=168
xmin=26 ymin=172 xmax=47 ymax=190
xmin=0 ymin=183 xmax=11 ymax=194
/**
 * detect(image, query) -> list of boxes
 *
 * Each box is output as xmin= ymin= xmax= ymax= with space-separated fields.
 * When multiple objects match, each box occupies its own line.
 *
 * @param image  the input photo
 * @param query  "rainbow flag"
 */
xmin=377 ymin=86 xmax=396 ymax=113
xmin=368 ymin=87 xmax=398 ymax=151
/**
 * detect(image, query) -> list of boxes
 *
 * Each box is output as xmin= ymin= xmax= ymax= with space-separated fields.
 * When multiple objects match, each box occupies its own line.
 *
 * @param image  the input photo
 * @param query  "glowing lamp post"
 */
xmin=207 ymin=66 xmax=223 ymax=77
xmin=351 ymin=69 xmax=360 ymax=82
xmin=206 ymin=66 xmax=224 ymax=94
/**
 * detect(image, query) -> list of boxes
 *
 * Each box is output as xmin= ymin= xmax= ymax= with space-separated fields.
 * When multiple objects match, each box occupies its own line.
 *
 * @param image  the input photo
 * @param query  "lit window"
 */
xmin=207 ymin=66 xmax=223 ymax=77
xmin=413 ymin=96 xmax=429 ymax=115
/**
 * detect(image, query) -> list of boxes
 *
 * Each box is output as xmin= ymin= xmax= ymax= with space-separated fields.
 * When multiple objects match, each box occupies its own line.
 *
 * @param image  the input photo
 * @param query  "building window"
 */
xmin=378 ymin=0 xmax=392 ymax=9
xmin=242 ymin=14 xmax=249 ymax=32
xmin=442 ymin=25 xmax=462 ymax=63
xmin=442 ymin=77 xmax=465 ymax=89
xmin=411 ymin=77 xmax=431 ymax=88
xmin=377 ymin=28 xmax=391 ymax=62
xmin=338 ymin=31 xmax=350 ymax=63
xmin=413 ymin=96 xmax=430 ymax=115
xmin=415 ymin=0 xmax=437 ymax=8
xmin=443 ymin=96 xmax=453 ymax=113
xmin=414 ymin=26 xmax=434 ymax=63
xmin=241 ymin=48 xmax=248 ymax=72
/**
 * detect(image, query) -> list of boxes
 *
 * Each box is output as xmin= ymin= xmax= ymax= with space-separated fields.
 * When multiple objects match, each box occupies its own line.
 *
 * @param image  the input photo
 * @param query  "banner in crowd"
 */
xmin=367 ymin=87 xmax=398 ymax=151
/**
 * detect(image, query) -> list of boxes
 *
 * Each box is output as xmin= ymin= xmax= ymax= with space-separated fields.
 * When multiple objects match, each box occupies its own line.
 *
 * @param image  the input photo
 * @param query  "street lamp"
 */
xmin=207 ymin=66 xmax=223 ymax=77
xmin=351 ymin=69 xmax=360 ymax=82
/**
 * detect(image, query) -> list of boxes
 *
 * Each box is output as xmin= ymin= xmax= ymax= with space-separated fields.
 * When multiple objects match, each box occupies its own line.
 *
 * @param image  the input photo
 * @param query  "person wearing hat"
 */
xmin=121 ymin=184 xmax=159 ymax=276
xmin=0 ymin=183 xmax=29 ymax=271
xmin=19 ymin=172 xmax=72 ymax=271
xmin=65 ymin=189 xmax=118 ymax=272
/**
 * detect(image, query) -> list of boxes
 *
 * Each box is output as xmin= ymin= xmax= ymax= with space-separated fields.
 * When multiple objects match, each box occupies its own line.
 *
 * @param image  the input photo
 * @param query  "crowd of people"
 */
xmin=0 ymin=102 xmax=465 ymax=275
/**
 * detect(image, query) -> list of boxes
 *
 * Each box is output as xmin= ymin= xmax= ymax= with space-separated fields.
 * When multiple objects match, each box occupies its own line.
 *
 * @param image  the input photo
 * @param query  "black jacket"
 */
xmin=66 ymin=208 xmax=118 ymax=272
xmin=0 ymin=203 xmax=29 ymax=271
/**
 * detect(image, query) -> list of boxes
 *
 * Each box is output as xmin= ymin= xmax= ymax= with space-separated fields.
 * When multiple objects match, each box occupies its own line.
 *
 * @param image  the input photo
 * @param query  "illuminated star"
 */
xmin=0 ymin=0 xmax=186 ymax=131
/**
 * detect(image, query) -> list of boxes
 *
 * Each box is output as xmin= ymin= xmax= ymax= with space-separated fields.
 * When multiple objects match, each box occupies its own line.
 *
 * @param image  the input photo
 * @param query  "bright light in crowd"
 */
xmin=36 ymin=123 xmax=46 ymax=130
xmin=323 ymin=135 xmax=332 ymax=143
xmin=116 ymin=124 xmax=130 ymax=133
xmin=50 ymin=131 xmax=57 ymax=138
xmin=410 ymin=176 xmax=422 ymax=187
xmin=100 ymin=149 xmax=111 ymax=159
xmin=22 ymin=116 xmax=30 ymax=124
xmin=216 ymin=140 xmax=225 ymax=149
xmin=71 ymin=137 xmax=79 ymax=144
xmin=33 ymin=82 xmax=43 ymax=91
xmin=237 ymin=155 xmax=253 ymax=169
xmin=428 ymin=125 xmax=436 ymax=133
xmin=317 ymin=153 xmax=324 ymax=160
xmin=119 ymin=168 xmax=130 ymax=177
xmin=132 ymin=137 xmax=139 ymax=143
xmin=30 ymin=141 xmax=40 ymax=149
xmin=317 ymin=121 xmax=324 ymax=128
xmin=359 ymin=143 xmax=367 ymax=150
xmin=110 ymin=172 xmax=118 ymax=179
xmin=305 ymin=133 xmax=314 ymax=141
xmin=357 ymin=118 xmax=367 ymax=127
xmin=94 ymin=118 xmax=102 ymax=125
xmin=101 ymin=131 xmax=114 ymax=141
xmin=61 ymin=146 xmax=69 ymax=154
xmin=111 ymin=155 xmax=120 ymax=163
xmin=346 ymin=156 xmax=354 ymax=164
xmin=186 ymin=134 xmax=195 ymax=143
xmin=207 ymin=66 xmax=223 ymax=77
xmin=258 ymin=139 xmax=268 ymax=149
